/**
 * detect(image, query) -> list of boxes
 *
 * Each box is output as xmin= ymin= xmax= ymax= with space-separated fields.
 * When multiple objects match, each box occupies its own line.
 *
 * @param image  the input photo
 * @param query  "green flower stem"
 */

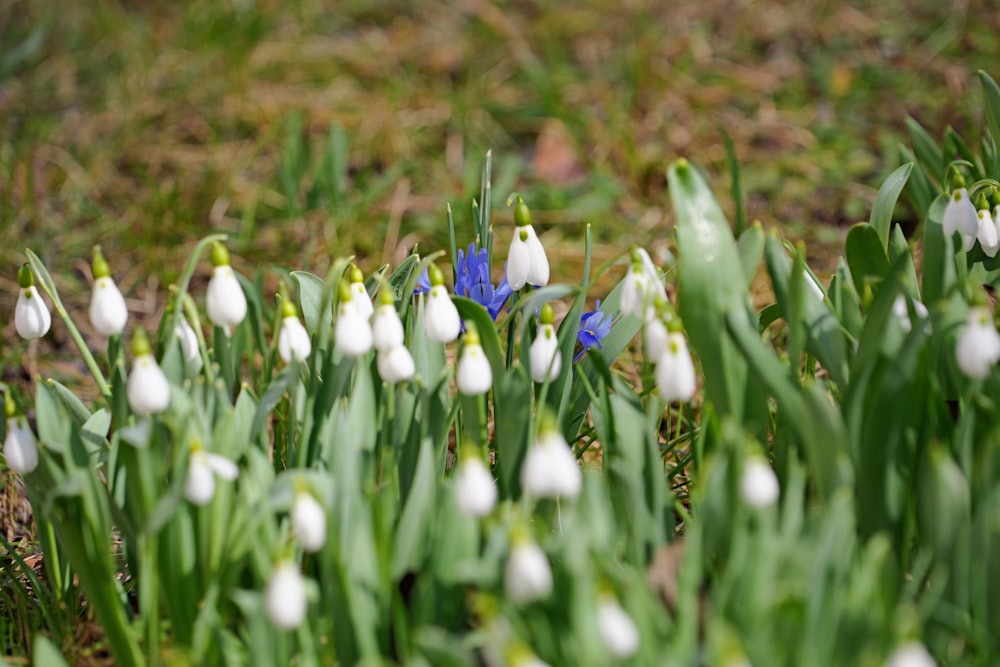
xmin=26 ymin=249 xmax=111 ymax=399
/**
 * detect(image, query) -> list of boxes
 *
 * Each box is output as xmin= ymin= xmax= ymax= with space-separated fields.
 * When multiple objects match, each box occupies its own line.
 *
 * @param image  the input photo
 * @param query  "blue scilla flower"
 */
xmin=455 ymin=243 xmax=512 ymax=320
xmin=414 ymin=268 xmax=432 ymax=295
xmin=576 ymin=301 xmax=612 ymax=361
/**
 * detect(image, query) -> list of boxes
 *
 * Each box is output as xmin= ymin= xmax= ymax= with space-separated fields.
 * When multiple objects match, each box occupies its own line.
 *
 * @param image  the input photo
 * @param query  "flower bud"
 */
xmin=424 ymin=264 xmax=461 ymax=343
xmin=277 ymin=298 xmax=311 ymax=363
xmin=376 ymin=346 xmax=415 ymax=383
xmin=521 ymin=416 xmax=581 ymax=499
xmin=266 ymin=561 xmax=308 ymax=630
xmin=206 ymin=243 xmax=247 ymax=328
xmin=655 ymin=332 xmax=696 ymax=402
xmin=4 ymin=407 xmax=39 ymax=475
xmin=739 ymin=456 xmax=780 ymax=509
xmin=127 ymin=329 xmax=170 ymax=414
xmin=14 ymin=264 xmax=51 ymax=340
xmin=596 ymin=595 xmax=640 ymax=658
xmin=335 ymin=281 xmax=373 ymax=357
xmin=89 ymin=246 xmax=128 ymax=336
xmin=457 ymin=325 xmax=492 ymax=395
xmin=454 ymin=451 xmax=498 ymax=518
xmin=504 ymin=534 xmax=552 ymax=604
xmin=290 ymin=491 xmax=327 ymax=552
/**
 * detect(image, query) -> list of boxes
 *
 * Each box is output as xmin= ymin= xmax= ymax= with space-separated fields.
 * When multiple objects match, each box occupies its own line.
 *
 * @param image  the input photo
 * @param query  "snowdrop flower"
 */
xmin=424 ymin=264 xmax=461 ymax=343
xmin=4 ymin=402 xmax=38 ymax=475
xmin=372 ymin=288 xmax=405 ymax=352
xmin=127 ymin=328 xmax=170 ymax=415
xmin=596 ymin=594 xmax=640 ymax=658
xmin=885 ymin=641 xmax=936 ymax=667
xmin=655 ymin=331 xmax=697 ymax=402
xmin=521 ymin=415 xmax=581 ymax=499
xmin=977 ymin=207 xmax=1000 ymax=257
xmin=620 ymin=247 xmax=665 ymax=320
xmin=276 ymin=297 xmax=312 ymax=363
xmin=892 ymin=295 xmax=929 ymax=334
xmin=740 ymin=456 xmax=780 ymax=509
xmin=348 ymin=264 xmax=374 ymax=319
xmin=942 ymin=186 xmax=978 ymax=251
xmin=335 ymin=280 xmax=373 ymax=357
xmin=504 ymin=530 xmax=552 ymax=604
xmin=377 ymin=346 xmax=415 ymax=383
xmin=506 ymin=195 xmax=549 ymax=290
xmin=266 ymin=560 xmax=307 ymax=630
xmin=454 ymin=450 xmax=498 ymax=518
xmin=14 ymin=263 xmax=51 ymax=340
xmin=184 ymin=443 xmax=238 ymax=505
xmin=174 ymin=316 xmax=201 ymax=365
xmin=206 ymin=242 xmax=247 ymax=329
xmin=290 ymin=490 xmax=327 ymax=552
xmin=529 ymin=304 xmax=562 ymax=383
xmin=88 ymin=246 xmax=128 ymax=336
xmin=955 ymin=306 xmax=1000 ymax=379
xmin=457 ymin=325 xmax=492 ymax=395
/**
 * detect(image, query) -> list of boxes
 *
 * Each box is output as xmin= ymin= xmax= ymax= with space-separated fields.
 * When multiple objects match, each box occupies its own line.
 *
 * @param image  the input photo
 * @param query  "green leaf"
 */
xmin=869 ymin=163 xmax=912 ymax=249
xmin=737 ymin=222 xmax=766 ymax=285
xmin=392 ymin=437 xmax=436 ymax=578
xmin=250 ymin=361 xmax=301 ymax=442
xmin=920 ymin=194 xmax=954 ymax=304
xmin=906 ymin=116 xmax=943 ymax=184
xmin=32 ymin=635 xmax=70 ymax=667
xmin=845 ymin=223 xmax=890 ymax=300
xmin=978 ymin=70 xmax=1000 ymax=175
xmin=291 ymin=271 xmax=330 ymax=338
xmin=899 ymin=146 xmax=934 ymax=219
xmin=454 ymin=296 xmax=506 ymax=382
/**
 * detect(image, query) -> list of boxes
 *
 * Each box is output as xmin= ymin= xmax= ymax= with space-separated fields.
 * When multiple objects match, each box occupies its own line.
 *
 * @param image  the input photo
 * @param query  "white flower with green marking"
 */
xmin=291 ymin=491 xmax=326 ymax=553
xmin=127 ymin=329 xmax=170 ymax=415
xmin=956 ymin=306 xmax=1000 ymax=379
xmin=206 ymin=242 xmax=247 ymax=328
xmin=3 ymin=412 xmax=38 ymax=475
xmin=266 ymin=561 xmax=307 ymax=630
xmin=184 ymin=446 xmax=238 ymax=506
xmin=14 ymin=264 xmax=51 ymax=340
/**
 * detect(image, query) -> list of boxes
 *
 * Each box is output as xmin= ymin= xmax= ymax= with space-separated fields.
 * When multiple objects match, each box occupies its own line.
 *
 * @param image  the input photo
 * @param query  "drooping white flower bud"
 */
xmin=127 ymin=329 xmax=171 ymax=415
xmin=184 ymin=446 xmax=238 ymax=505
xmin=506 ymin=196 xmax=549 ymax=290
xmin=739 ymin=456 xmax=780 ymax=509
xmin=977 ymin=208 xmax=1000 ymax=257
xmin=885 ymin=641 xmax=936 ymax=667
xmin=956 ymin=306 xmax=1000 ymax=379
xmin=206 ymin=242 xmax=247 ymax=328
xmin=14 ymin=264 xmax=51 ymax=340
xmin=644 ymin=315 xmax=669 ymax=360
xmin=892 ymin=295 xmax=930 ymax=334
xmin=529 ymin=304 xmax=561 ymax=384
xmin=372 ymin=290 xmax=406 ymax=352
xmin=3 ymin=410 xmax=38 ymax=475
xmin=276 ymin=298 xmax=311 ymax=363
xmin=335 ymin=280 xmax=373 ymax=357
xmin=454 ymin=451 xmax=498 ymax=518
xmin=290 ymin=491 xmax=327 ymax=552
xmin=596 ymin=595 xmax=640 ymax=658
xmin=88 ymin=246 xmax=128 ymax=336
xmin=347 ymin=265 xmax=374 ymax=320
xmin=377 ymin=346 xmax=415 ymax=383
xmin=521 ymin=416 xmax=581 ymax=499
xmin=457 ymin=325 xmax=492 ymax=395
xmin=174 ymin=316 xmax=201 ymax=364
xmin=655 ymin=332 xmax=696 ymax=403
xmin=266 ymin=561 xmax=308 ymax=630
xmin=504 ymin=534 xmax=552 ymax=604
xmin=424 ymin=264 xmax=461 ymax=343
xmin=942 ymin=187 xmax=979 ymax=242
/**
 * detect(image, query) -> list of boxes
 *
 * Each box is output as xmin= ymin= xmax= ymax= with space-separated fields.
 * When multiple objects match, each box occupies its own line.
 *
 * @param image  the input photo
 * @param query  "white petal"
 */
xmin=335 ymin=304 xmax=373 ymax=357
xmin=372 ymin=304 xmax=405 ymax=351
xmin=205 ymin=453 xmax=239 ymax=480
xmin=597 ymin=598 xmax=640 ymax=658
xmin=127 ymin=354 xmax=171 ymax=414
xmin=505 ymin=541 xmax=552 ymax=604
xmin=655 ymin=334 xmax=696 ymax=402
xmin=14 ymin=287 xmax=51 ymax=340
xmin=350 ymin=282 xmax=374 ymax=319
xmin=3 ymin=417 xmax=39 ymax=474
xmin=506 ymin=232 xmax=531 ymax=290
xmin=185 ymin=454 xmax=217 ymax=505
xmin=89 ymin=277 xmax=128 ymax=336
xmin=529 ymin=324 xmax=562 ymax=383
xmin=425 ymin=287 xmax=461 ymax=343
xmin=942 ymin=189 xmax=979 ymax=237
xmin=956 ymin=307 xmax=1000 ymax=379
xmin=377 ymin=346 xmax=415 ymax=383
xmin=457 ymin=344 xmax=492 ymax=395
xmin=619 ymin=271 xmax=648 ymax=318
xmin=524 ymin=226 xmax=550 ymax=286
xmin=455 ymin=457 xmax=498 ymax=517
xmin=206 ymin=266 xmax=248 ymax=328
xmin=977 ymin=209 xmax=1000 ymax=257
xmin=740 ymin=457 xmax=780 ymax=508
xmin=521 ymin=430 xmax=581 ymax=499
xmin=644 ymin=318 xmax=669 ymax=360
xmin=266 ymin=562 xmax=308 ymax=630
xmin=291 ymin=492 xmax=327 ymax=552
xmin=174 ymin=318 xmax=201 ymax=364
xmin=885 ymin=641 xmax=936 ymax=667
xmin=278 ymin=316 xmax=312 ymax=362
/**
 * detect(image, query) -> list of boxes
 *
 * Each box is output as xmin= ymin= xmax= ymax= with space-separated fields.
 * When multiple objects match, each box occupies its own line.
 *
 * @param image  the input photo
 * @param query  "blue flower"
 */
xmin=576 ymin=301 xmax=612 ymax=361
xmin=413 ymin=268 xmax=432 ymax=295
xmin=456 ymin=243 xmax=511 ymax=320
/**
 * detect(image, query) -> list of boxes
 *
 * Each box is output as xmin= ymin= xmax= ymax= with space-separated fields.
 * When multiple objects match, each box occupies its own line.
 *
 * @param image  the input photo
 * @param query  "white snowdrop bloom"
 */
xmin=174 ymin=317 xmax=201 ymax=364
xmin=506 ymin=196 xmax=549 ymax=290
xmin=88 ymin=246 xmax=128 ymax=336
xmin=892 ymin=295 xmax=930 ymax=334
xmin=377 ymin=346 xmax=415 ymax=383
xmin=644 ymin=316 xmax=669 ymax=360
xmin=348 ymin=265 xmax=374 ymax=320
xmin=14 ymin=264 xmax=51 ymax=340
xmin=291 ymin=491 xmax=327 ymax=553
xmin=127 ymin=330 xmax=170 ymax=415
xmin=206 ymin=243 xmax=247 ymax=328
xmin=335 ymin=281 xmax=373 ymax=357
xmin=278 ymin=316 xmax=312 ymax=363
xmin=424 ymin=264 xmax=461 ymax=343
xmin=977 ymin=209 xmax=1000 ymax=257
xmin=457 ymin=327 xmax=492 ymax=395
xmin=266 ymin=561 xmax=308 ymax=630
xmin=619 ymin=264 xmax=649 ymax=318
xmin=529 ymin=323 xmax=561 ymax=383
xmin=3 ymin=414 xmax=39 ymax=474
xmin=505 ymin=537 xmax=553 ymax=604
xmin=454 ymin=454 xmax=498 ymax=518
xmin=521 ymin=423 xmax=582 ymax=499
xmin=655 ymin=332 xmax=696 ymax=402
xmin=956 ymin=306 xmax=1000 ymax=379
xmin=184 ymin=448 xmax=238 ymax=506
xmin=740 ymin=456 xmax=780 ymax=509
xmin=596 ymin=596 xmax=640 ymax=658
xmin=942 ymin=187 xmax=979 ymax=240
xmin=885 ymin=641 xmax=936 ymax=667
xmin=372 ymin=297 xmax=405 ymax=352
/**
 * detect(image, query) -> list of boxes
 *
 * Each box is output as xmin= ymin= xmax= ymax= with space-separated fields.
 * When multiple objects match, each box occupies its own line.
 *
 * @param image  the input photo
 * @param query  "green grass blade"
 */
xmin=869 ymin=163 xmax=913 ymax=249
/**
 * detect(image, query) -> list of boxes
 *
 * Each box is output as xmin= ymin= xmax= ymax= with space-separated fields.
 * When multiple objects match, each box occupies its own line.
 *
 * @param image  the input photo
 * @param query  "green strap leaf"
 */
xmin=869 ymin=163 xmax=913 ymax=249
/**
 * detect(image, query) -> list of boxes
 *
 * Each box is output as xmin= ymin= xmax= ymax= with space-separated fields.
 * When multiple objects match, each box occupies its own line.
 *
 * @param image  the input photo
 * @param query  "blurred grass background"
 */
xmin=2 ymin=0 xmax=999 ymax=358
